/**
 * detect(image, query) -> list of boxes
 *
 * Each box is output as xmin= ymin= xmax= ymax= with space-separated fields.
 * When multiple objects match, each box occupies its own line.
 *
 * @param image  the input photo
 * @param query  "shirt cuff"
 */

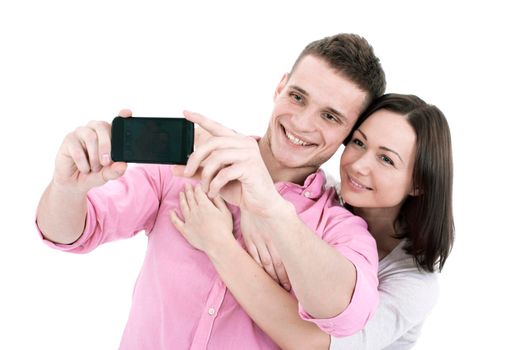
xmin=297 ymin=263 xmax=378 ymax=337
xmin=35 ymin=199 xmax=97 ymax=253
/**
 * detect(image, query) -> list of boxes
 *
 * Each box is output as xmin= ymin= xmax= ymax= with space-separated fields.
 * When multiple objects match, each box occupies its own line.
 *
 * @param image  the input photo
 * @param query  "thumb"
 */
xmin=101 ymin=162 xmax=127 ymax=182
xmin=171 ymin=164 xmax=203 ymax=181
xmin=118 ymin=109 xmax=133 ymax=118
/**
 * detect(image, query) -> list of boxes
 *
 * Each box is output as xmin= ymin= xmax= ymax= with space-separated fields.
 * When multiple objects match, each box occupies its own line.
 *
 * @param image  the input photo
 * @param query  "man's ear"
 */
xmin=274 ymin=73 xmax=289 ymax=101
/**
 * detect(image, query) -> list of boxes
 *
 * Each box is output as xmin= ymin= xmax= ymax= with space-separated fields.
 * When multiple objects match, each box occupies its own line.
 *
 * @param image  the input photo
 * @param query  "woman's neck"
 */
xmin=354 ymin=206 xmax=402 ymax=260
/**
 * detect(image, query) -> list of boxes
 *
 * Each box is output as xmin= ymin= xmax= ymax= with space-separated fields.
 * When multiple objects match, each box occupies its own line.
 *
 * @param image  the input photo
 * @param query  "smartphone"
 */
xmin=111 ymin=116 xmax=194 ymax=164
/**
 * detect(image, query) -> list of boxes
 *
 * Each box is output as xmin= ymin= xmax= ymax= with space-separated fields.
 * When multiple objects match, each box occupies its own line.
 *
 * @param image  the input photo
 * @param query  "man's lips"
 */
xmin=282 ymin=125 xmax=315 ymax=147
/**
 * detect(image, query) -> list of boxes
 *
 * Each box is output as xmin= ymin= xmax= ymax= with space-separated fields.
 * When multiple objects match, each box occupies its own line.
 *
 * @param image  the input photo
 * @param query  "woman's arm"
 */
xmin=330 ymin=266 xmax=439 ymax=349
xmin=170 ymin=184 xmax=330 ymax=350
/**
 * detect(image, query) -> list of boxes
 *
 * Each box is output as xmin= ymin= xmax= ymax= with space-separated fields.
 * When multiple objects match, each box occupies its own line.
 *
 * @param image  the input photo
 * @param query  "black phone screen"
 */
xmin=111 ymin=117 xmax=194 ymax=164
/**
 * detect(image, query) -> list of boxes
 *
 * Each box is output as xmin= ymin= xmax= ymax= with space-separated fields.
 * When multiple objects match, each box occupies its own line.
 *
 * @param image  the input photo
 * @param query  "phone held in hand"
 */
xmin=111 ymin=116 xmax=194 ymax=165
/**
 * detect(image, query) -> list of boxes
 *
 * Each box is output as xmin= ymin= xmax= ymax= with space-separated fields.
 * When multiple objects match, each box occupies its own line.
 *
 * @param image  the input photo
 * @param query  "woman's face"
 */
xmin=339 ymin=109 xmax=417 ymax=209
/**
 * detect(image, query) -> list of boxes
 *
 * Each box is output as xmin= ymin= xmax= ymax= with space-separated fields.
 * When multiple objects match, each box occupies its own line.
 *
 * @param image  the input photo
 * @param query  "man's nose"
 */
xmin=291 ymin=107 xmax=320 ymax=132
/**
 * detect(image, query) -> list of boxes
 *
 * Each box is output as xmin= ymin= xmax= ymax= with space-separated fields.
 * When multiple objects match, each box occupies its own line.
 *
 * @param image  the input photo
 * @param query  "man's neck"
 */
xmin=258 ymin=137 xmax=318 ymax=185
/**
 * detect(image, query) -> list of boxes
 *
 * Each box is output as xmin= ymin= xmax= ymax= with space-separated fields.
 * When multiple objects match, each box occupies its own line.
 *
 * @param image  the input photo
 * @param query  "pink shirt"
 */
xmin=40 ymin=164 xmax=378 ymax=349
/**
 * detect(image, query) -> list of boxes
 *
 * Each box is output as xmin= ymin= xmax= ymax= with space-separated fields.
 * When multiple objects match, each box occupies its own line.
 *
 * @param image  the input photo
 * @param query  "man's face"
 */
xmin=262 ymin=55 xmax=368 ymax=175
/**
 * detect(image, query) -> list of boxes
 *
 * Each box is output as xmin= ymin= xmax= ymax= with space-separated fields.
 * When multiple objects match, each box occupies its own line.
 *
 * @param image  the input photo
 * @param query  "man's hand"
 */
xmin=182 ymin=111 xmax=281 ymax=214
xmin=53 ymin=109 xmax=130 ymax=193
xmin=37 ymin=109 xmax=130 ymax=245
xmin=240 ymin=210 xmax=292 ymax=291
xmin=182 ymin=111 xmax=291 ymax=289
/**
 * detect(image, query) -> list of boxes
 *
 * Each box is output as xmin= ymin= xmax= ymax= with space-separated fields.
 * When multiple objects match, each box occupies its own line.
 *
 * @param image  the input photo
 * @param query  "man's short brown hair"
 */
xmin=291 ymin=33 xmax=386 ymax=108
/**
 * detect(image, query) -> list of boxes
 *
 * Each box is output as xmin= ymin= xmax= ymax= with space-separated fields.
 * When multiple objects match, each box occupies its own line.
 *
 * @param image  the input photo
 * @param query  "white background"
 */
xmin=1 ymin=0 xmax=524 ymax=349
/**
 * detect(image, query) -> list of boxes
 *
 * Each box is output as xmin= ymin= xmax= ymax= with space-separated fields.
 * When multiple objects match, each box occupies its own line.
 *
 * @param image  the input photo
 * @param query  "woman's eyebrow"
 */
xmin=380 ymin=146 xmax=404 ymax=164
xmin=357 ymin=129 xmax=404 ymax=164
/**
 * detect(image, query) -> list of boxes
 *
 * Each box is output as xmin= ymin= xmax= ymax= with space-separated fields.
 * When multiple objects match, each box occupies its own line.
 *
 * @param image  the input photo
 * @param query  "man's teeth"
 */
xmin=285 ymin=131 xmax=310 ymax=146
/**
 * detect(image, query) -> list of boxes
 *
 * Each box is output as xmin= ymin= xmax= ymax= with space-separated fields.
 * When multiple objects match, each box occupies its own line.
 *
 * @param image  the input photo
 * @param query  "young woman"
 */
xmin=170 ymin=93 xmax=454 ymax=349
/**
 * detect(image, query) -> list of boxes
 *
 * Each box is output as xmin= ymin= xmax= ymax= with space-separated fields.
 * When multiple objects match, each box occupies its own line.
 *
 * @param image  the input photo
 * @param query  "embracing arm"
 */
xmin=330 ymin=270 xmax=439 ymax=349
xmin=170 ymin=184 xmax=330 ymax=350
xmin=208 ymin=237 xmax=330 ymax=350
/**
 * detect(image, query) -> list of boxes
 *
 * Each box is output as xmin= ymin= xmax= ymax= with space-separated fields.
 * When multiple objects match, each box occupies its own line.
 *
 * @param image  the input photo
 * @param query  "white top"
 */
xmin=330 ymin=240 xmax=439 ymax=350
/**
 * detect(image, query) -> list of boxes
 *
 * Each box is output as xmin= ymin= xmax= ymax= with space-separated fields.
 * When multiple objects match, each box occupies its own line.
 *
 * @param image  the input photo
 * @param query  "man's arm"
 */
xmin=182 ymin=111 xmax=375 ymax=320
xmin=240 ymin=202 xmax=357 ymax=318
xmin=36 ymin=112 xmax=130 ymax=244
xmin=207 ymin=235 xmax=330 ymax=350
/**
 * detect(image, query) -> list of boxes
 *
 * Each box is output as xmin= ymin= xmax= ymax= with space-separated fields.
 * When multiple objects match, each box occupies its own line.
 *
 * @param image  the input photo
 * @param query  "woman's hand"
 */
xmin=169 ymin=183 xmax=234 ymax=254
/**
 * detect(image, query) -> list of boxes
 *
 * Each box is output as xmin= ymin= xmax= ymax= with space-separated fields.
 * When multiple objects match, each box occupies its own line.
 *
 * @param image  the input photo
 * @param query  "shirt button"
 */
xmin=208 ymin=307 xmax=215 ymax=316
xmin=304 ymin=191 xmax=311 ymax=198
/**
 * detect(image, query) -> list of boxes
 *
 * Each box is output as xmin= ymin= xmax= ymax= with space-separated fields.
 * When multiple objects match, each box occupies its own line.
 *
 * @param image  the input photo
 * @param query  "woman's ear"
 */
xmin=274 ymin=73 xmax=289 ymax=101
xmin=409 ymin=186 xmax=423 ymax=197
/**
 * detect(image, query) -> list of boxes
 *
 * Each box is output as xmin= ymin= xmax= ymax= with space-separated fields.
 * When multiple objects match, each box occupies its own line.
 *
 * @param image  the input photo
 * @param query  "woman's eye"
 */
xmin=351 ymin=138 xmax=364 ymax=147
xmin=380 ymin=155 xmax=394 ymax=166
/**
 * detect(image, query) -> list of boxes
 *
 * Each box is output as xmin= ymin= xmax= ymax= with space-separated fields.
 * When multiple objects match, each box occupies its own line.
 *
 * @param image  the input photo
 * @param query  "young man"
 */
xmin=37 ymin=34 xmax=386 ymax=349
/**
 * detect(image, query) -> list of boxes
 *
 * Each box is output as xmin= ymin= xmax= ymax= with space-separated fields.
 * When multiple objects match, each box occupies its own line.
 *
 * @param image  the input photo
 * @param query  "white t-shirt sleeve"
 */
xmin=330 ymin=267 xmax=439 ymax=350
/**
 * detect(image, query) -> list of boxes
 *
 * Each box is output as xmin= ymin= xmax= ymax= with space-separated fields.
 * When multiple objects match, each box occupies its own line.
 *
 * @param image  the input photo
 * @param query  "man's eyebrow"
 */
xmin=289 ymin=85 xmax=308 ymax=96
xmin=356 ymin=129 xmax=404 ymax=164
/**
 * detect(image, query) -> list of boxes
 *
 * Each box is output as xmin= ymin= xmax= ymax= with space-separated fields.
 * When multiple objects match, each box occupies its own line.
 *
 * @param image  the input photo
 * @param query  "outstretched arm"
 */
xmin=37 ymin=111 xmax=130 ymax=244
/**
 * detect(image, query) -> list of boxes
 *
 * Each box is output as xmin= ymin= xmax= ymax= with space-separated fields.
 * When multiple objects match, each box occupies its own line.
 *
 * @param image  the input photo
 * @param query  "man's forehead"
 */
xmin=286 ymin=56 xmax=367 ymax=120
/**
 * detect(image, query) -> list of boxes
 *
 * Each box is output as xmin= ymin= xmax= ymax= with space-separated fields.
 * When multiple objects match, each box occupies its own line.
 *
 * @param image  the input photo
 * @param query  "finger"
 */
xmin=245 ymin=241 xmax=262 ymax=267
xmin=183 ymin=110 xmax=237 ymax=138
xmin=268 ymin=242 xmax=291 ymax=291
xmin=256 ymin=242 xmax=279 ymax=282
xmin=179 ymin=191 xmax=190 ymax=219
xmin=184 ymin=183 xmax=197 ymax=210
xmin=196 ymin=148 xmax=248 ymax=194
xmin=75 ymin=127 xmax=101 ymax=172
xmin=194 ymin=125 xmax=212 ymax=148
xmin=87 ymin=120 xmax=112 ymax=166
xmin=169 ymin=210 xmax=185 ymax=231
xmin=184 ymin=136 xmax=249 ymax=178
xmin=198 ymin=153 xmax=229 ymax=194
xmin=100 ymin=162 xmax=127 ymax=183
xmin=66 ymin=138 xmax=91 ymax=174
xmin=193 ymin=183 xmax=211 ymax=206
xmin=171 ymin=165 xmax=202 ymax=182
xmin=212 ymin=195 xmax=228 ymax=213
xmin=208 ymin=163 xmax=243 ymax=199
xmin=118 ymin=109 xmax=133 ymax=118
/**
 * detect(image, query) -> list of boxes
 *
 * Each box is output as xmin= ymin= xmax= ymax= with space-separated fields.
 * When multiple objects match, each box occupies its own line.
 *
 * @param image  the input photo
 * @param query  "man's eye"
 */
xmin=322 ymin=113 xmax=339 ymax=123
xmin=380 ymin=155 xmax=394 ymax=166
xmin=290 ymin=92 xmax=302 ymax=102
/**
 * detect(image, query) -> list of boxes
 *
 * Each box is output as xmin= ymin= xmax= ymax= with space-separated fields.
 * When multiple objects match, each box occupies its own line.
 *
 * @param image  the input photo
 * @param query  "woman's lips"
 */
xmin=347 ymin=174 xmax=372 ymax=191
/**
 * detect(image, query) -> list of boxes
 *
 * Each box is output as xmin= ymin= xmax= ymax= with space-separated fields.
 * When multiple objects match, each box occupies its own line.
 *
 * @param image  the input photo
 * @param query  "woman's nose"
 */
xmin=351 ymin=152 xmax=372 ymax=176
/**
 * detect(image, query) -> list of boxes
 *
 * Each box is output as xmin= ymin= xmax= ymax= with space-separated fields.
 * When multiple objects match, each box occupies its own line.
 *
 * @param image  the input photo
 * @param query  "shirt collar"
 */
xmin=275 ymin=169 xmax=327 ymax=200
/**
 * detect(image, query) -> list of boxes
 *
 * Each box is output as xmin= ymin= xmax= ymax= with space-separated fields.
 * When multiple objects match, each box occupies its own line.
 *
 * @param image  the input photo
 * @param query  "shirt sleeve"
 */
xmin=37 ymin=164 xmax=166 ymax=254
xmin=298 ymin=202 xmax=380 ymax=337
xmin=329 ymin=271 xmax=439 ymax=349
